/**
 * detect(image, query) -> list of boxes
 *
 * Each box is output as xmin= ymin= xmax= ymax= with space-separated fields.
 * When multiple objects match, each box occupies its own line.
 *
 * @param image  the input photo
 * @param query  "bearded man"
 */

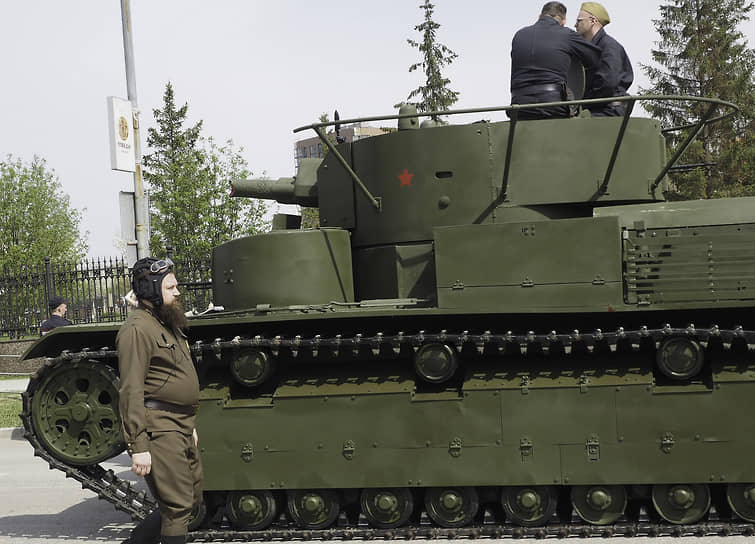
xmin=117 ymin=257 xmax=203 ymax=544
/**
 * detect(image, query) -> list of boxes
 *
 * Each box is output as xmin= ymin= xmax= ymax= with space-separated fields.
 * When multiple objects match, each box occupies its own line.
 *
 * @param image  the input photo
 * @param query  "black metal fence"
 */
xmin=0 ymin=256 xmax=213 ymax=339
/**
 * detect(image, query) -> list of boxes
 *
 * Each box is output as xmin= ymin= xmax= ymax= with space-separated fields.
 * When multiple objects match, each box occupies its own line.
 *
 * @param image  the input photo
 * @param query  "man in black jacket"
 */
xmin=40 ymin=296 xmax=72 ymax=335
xmin=575 ymin=2 xmax=634 ymax=116
xmin=510 ymin=2 xmax=601 ymax=120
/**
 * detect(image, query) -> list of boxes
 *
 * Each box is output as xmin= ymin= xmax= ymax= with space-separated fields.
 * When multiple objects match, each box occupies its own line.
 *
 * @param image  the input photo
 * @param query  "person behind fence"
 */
xmin=574 ymin=2 xmax=633 ymax=116
xmin=509 ymin=1 xmax=601 ymax=120
xmin=117 ymin=257 xmax=203 ymax=544
xmin=40 ymin=295 xmax=72 ymax=335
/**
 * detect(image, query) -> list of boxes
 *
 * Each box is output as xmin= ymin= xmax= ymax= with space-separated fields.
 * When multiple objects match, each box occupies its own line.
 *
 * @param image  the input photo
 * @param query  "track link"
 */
xmin=20 ymin=324 xmax=755 ymax=539
xmin=189 ymin=520 xmax=755 ymax=541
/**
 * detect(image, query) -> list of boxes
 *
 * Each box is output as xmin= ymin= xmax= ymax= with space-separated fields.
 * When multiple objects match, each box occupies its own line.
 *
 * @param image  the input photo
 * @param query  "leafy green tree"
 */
xmin=401 ymin=0 xmax=460 ymax=122
xmin=300 ymin=197 xmax=320 ymax=230
xmin=204 ymin=136 xmax=269 ymax=244
xmin=0 ymin=155 xmax=86 ymax=269
xmin=143 ymin=82 xmax=269 ymax=265
xmin=640 ymin=0 xmax=755 ymax=199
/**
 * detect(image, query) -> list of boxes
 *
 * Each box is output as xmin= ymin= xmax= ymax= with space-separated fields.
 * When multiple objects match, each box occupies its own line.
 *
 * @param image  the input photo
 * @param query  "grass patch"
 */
xmin=0 ymin=335 xmax=38 ymax=342
xmin=0 ymin=393 xmax=22 ymax=428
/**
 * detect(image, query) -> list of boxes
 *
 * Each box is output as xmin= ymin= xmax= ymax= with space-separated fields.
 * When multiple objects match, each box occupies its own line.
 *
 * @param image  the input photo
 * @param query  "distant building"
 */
xmin=294 ymin=124 xmax=388 ymax=167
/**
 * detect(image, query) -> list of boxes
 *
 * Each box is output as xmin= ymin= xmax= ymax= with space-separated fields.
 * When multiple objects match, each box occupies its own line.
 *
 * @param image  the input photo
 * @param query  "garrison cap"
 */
xmin=581 ymin=2 xmax=610 ymax=26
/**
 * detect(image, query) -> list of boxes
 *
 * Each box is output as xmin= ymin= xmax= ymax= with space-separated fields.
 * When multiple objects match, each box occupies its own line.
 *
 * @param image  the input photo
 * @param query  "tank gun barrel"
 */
xmin=229 ymin=158 xmax=320 ymax=207
xmin=231 ymin=178 xmax=296 ymax=203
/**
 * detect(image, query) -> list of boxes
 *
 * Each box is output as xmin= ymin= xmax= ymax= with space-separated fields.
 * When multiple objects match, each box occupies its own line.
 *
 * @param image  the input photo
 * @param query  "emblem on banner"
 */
xmin=119 ymin=116 xmax=129 ymax=140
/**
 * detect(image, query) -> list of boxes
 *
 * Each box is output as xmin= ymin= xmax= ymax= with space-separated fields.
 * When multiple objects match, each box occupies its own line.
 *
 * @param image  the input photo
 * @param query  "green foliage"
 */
xmin=143 ymin=83 xmax=270 ymax=264
xmin=0 ymin=156 xmax=87 ymax=270
xmin=0 ymin=393 xmax=22 ymax=428
xmin=299 ymin=205 xmax=320 ymax=229
xmin=640 ymin=0 xmax=755 ymax=199
xmin=401 ymin=1 xmax=460 ymax=122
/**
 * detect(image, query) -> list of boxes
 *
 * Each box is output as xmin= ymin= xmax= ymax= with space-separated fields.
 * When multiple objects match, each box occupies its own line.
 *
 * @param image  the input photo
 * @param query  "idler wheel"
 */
xmin=651 ymin=483 xmax=710 ymax=524
xmin=726 ymin=483 xmax=755 ymax=522
xmin=287 ymin=489 xmax=339 ymax=529
xmin=360 ymin=488 xmax=414 ymax=528
xmin=230 ymin=348 xmax=276 ymax=388
xmin=226 ymin=490 xmax=277 ymax=530
xmin=414 ymin=343 xmax=458 ymax=384
xmin=571 ymin=485 xmax=627 ymax=525
xmin=424 ymin=487 xmax=478 ymax=528
xmin=656 ymin=337 xmax=704 ymax=380
xmin=501 ymin=486 xmax=558 ymax=527
xmin=30 ymin=360 xmax=124 ymax=465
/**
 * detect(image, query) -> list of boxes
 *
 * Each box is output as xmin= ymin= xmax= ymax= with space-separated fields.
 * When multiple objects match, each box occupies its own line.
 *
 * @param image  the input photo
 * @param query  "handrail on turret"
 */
xmin=294 ymin=96 xmax=738 ymax=209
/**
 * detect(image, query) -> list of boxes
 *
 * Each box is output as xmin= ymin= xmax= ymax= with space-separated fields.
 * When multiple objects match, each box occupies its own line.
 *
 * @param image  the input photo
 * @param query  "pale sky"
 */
xmin=1 ymin=1 xmax=753 ymax=258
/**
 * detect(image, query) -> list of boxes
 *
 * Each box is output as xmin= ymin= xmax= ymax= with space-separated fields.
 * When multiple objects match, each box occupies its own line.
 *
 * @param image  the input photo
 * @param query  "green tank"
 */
xmin=20 ymin=95 xmax=755 ymax=538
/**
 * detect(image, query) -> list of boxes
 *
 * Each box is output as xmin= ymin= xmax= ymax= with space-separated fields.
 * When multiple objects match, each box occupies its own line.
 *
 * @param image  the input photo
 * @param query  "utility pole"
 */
xmin=120 ymin=0 xmax=149 ymax=259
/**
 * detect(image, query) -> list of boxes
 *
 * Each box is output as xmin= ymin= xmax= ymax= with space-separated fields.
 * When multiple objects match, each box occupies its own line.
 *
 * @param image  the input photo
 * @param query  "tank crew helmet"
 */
xmin=131 ymin=257 xmax=174 ymax=306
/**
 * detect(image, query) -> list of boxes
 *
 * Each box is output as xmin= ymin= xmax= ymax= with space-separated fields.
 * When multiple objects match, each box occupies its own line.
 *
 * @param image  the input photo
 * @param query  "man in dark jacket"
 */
xmin=575 ymin=2 xmax=634 ymax=116
xmin=510 ymin=1 xmax=601 ymax=120
xmin=40 ymin=295 xmax=72 ymax=335
xmin=118 ymin=257 xmax=202 ymax=544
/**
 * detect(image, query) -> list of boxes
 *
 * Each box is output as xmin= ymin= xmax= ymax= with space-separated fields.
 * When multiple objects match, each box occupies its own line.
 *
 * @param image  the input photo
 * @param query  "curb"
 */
xmin=0 ymin=426 xmax=25 ymax=440
xmin=0 ymin=379 xmax=30 ymax=393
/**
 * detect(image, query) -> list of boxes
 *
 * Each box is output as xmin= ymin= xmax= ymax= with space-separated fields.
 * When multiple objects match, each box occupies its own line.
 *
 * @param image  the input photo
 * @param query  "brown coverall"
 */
xmin=117 ymin=306 xmax=203 ymax=537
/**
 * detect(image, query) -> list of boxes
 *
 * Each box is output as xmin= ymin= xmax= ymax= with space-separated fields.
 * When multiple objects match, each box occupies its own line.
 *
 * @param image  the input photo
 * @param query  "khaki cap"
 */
xmin=581 ymin=2 xmax=610 ymax=26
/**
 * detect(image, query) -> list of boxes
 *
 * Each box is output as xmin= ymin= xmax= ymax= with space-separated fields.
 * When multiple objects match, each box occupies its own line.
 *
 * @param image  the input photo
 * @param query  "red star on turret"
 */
xmin=398 ymin=168 xmax=414 ymax=187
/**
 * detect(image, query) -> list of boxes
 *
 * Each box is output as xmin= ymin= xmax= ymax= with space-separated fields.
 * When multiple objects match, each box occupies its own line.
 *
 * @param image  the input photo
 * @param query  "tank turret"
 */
xmin=224 ymin=96 xmax=687 ymax=305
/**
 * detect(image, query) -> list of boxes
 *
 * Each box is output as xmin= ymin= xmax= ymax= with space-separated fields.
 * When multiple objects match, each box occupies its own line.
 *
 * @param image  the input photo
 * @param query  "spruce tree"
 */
xmin=640 ymin=0 xmax=755 ymax=199
xmin=402 ymin=1 xmax=460 ymax=122
xmin=143 ymin=82 xmax=206 ymax=261
xmin=143 ymin=82 xmax=268 ymax=265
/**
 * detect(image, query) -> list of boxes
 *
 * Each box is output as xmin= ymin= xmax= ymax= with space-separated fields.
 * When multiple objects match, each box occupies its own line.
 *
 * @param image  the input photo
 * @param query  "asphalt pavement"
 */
xmin=0 ymin=431 xmax=137 ymax=543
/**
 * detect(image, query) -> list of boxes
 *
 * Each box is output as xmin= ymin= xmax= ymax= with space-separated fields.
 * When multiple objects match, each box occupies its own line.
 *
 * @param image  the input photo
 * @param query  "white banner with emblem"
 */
xmin=107 ymin=96 xmax=136 ymax=172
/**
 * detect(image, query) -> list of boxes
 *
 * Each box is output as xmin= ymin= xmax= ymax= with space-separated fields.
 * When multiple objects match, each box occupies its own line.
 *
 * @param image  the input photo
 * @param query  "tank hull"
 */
xmin=21 ymin=311 xmax=755 ymax=532
xmin=197 ymin=354 xmax=755 ymax=491
xmin=19 ymin=98 xmax=755 ymax=533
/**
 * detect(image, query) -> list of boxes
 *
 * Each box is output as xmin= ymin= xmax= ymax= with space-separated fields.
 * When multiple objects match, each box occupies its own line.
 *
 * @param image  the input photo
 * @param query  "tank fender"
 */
xmin=20 ymin=324 xmax=121 ymax=360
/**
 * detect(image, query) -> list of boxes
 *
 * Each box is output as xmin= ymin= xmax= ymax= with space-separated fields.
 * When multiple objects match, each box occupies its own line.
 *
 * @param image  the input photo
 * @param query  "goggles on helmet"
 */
xmin=150 ymin=258 xmax=174 ymax=274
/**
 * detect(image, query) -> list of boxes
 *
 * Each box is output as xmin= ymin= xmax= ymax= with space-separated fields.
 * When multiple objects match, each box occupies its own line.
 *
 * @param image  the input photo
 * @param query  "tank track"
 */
xmin=189 ymin=520 xmax=755 ymax=541
xmin=20 ymin=350 xmax=157 ymax=521
xmin=188 ymin=323 xmax=755 ymax=360
xmin=20 ymin=324 xmax=755 ymax=540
